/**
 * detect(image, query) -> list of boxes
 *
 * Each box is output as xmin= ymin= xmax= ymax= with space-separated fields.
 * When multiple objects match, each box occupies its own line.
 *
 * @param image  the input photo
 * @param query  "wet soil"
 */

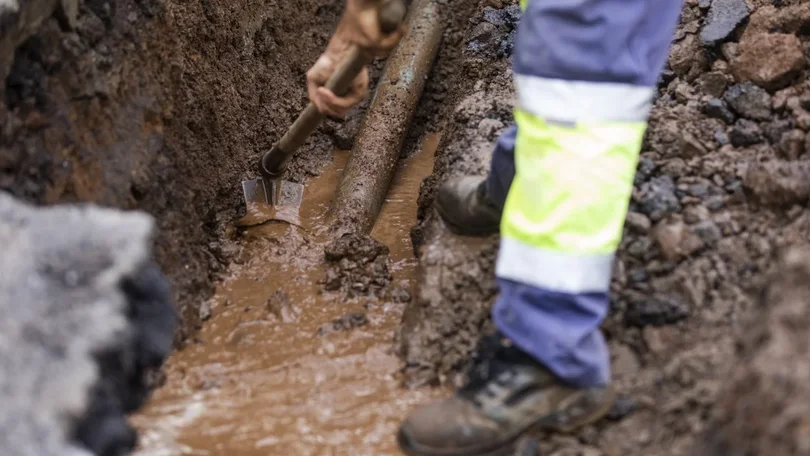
xmin=131 ymin=136 xmax=448 ymax=456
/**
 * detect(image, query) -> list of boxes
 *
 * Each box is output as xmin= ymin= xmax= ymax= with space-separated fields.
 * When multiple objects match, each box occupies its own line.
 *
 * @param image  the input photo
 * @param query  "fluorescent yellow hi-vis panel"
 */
xmin=495 ymin=77 xmax=650 ymax=293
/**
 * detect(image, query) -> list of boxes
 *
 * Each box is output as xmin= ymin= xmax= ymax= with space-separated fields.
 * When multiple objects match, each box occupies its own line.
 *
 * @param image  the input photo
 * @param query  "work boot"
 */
xmin=436 ymin=176 xmax=502 ymax=236
xmin=398 ymin=334 xmax=616 ymax=456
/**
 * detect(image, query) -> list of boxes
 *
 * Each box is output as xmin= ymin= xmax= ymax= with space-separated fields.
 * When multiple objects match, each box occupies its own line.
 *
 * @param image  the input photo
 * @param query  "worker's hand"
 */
xmin=307 ymin=0 xmax=405 ymax=118
xmin=307 ymin=38 xmax=370 ymax=119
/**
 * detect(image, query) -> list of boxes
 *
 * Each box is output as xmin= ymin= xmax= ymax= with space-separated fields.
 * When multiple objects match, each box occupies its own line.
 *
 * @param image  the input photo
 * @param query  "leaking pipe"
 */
xmin=328 ymin=0 xmax=442 ymax=236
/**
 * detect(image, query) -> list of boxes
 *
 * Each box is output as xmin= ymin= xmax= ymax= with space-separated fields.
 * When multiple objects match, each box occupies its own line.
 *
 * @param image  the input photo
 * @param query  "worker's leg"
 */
xmin=399 ymin=0 xmax=683 ymax=454
xmin=435 ymin=125 xmax=516 ymax=236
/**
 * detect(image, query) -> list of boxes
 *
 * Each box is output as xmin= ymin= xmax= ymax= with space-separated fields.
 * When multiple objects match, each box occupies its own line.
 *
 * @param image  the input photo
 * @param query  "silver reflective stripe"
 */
xmin=496 ymin=237 xmax=614 ymax=294
xmin=514 ymin=75 xmax=655 ymax=123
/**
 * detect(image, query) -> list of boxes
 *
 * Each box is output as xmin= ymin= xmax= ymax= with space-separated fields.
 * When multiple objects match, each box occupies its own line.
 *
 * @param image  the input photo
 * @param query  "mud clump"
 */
xmin=323 ymin=233 xmax=392 ymax=298
xmin=316 ymin=312 xmax=369 ymax=337
xmin=695 ymin=246 xmax=810 ymax=455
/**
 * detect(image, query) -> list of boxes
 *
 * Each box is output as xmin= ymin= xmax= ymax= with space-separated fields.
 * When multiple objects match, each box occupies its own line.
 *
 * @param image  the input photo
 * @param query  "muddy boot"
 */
xmin=397 ymin=334 xmax=616 ymax=456
xmin=436 ymin=176 xmax=502 ymax=236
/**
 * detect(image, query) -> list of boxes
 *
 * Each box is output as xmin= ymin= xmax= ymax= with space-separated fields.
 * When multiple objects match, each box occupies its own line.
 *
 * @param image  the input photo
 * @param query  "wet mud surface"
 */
xmin=132 ymin=136 xmax=447 ymax=455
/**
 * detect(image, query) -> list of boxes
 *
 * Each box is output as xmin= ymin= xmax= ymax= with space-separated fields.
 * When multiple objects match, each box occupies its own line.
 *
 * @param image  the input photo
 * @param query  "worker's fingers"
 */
xmin=310 ymin=67 xmax=368 ymax=118
xmin=315 ymin=88 xmax=350 ymax=118
xmin=307 ymin=55 xmax=333 ymax=104
xmin=315 ymin=82 xmax=366 ymax=119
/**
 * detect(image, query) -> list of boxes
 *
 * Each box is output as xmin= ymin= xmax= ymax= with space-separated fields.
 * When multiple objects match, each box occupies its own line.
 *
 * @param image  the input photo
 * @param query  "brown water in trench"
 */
xmin=132 ymin=134 xmax=445 ymax=456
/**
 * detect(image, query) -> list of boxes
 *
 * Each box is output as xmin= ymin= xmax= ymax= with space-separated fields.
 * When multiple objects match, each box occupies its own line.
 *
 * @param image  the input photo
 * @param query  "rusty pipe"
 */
xmin=328 ymin=0 xmax=442 ymax=236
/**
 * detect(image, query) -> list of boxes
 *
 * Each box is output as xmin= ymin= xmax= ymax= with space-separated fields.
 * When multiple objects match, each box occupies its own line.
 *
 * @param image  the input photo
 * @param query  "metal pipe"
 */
xmin=328 ymin=0 xmax=442 ymax=236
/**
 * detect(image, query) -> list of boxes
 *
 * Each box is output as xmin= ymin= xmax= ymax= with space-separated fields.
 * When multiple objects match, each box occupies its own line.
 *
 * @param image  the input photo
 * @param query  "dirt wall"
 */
xmin=0 ymin=0 xmax=346 ymax=340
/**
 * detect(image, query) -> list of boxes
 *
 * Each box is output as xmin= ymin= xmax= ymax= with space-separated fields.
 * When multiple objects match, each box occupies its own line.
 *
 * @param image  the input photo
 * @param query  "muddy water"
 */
xmin=132 ymin=134 xmax=444 ymax=456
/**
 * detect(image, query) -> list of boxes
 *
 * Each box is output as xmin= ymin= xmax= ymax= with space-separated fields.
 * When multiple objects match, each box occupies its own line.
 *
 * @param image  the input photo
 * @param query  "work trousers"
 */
xmin=487 ymin=0 xmax=683 ymax=387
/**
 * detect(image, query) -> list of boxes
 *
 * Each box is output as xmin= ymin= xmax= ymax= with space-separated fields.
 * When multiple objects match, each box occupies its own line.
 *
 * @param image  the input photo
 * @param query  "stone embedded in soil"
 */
xmin=625 ymin=211 xmax=652 ymax=233
xmin=732 ymin=33 xmax=806 ymax=91
xmin=669 ymin=34 xmax=701 ymax=76
xmin=692 ymin=220 xmax=723 ymax=246
xmin=694 ymin=247 xmax=810 ymax=456
xmin=607 ymin=396 xmax=638 ymax=421
xmin=653 ymin=217 xmax=705 ymax=260
xmin=778 ymin=129 xmax=806 ymax=160
xmin=637 ymin=176 xmax=682 ymax=222
xmin=625 ymin=294 xmax=690 ymax=327
xmin=697 ymin=71 xmax=730 ymax=97
xmin=316 ymin=312 xmax=368 ymax=336
xmin=723 ymin=82 xmax=772 ymax=121
xmin=700 ymin=0 xmax=750 ymax=46
xmin=729 ymin=119 xmax=763 ymax=147
xmin=678 ymin=132 xmax=708 ymax=158
xmin=743 ymin=160 xmax=810 ymax=207
xmin=702 ymin=98 xmax=736 ymax=125
xmin=763 ymin=118 xmax=795 ymax=144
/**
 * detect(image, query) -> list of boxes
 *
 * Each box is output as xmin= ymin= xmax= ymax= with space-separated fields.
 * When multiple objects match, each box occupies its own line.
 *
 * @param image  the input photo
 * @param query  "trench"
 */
xmin=131 ymin=134 xmax=446 ymax=456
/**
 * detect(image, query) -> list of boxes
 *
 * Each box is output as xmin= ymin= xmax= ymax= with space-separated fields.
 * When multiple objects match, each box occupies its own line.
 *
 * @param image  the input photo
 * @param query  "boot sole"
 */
xmin=434 ymin=206 xmax=500 ymax=237
xmin=397 ymin=387 xmax=617 ymax=456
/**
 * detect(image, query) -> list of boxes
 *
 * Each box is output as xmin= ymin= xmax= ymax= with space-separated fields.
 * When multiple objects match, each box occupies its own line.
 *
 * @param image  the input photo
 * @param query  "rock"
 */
xmin=199 ymin=300 xmax=212 ymax=321
xmin=679 ymin=132 xmax=708 ymax=158
xmin=317 ymin=312 xmax=368 ymax=336
xmin=607 ymin=396 xmax=637 ymax=421
xmin=694 ymin=248 xmax=810 ymax=456
xmin=684 ymin=204 xmax=710 ymax=224
xmin=703 ymin=98 xmax=736 ymax=125
xmin=638 ymin=176 xmax=682 ymax=222
xmin=653 ymin=217 xmax=705 ymax=260
xmin=729 ymin=119 xmax=763 ymax=147
xmin=626 ymin=294 xmax=690 ymax=327
xmin=744 ymin=160 xmax=810 ymax=207
xmin=778 ymin=130 xmax=805 ymax=160
xmin=669 ymin=34 xmax=700 ymax=76
xmin=732 ymin=34 xmax=806 ymax=91
xmin=626 ymin=211 xmax=652 ymax=233
xmin=723 ymin=83 xmax=772 ymax=121
xmin=700 ymin=0 xmax=749 ymax=46
xmin=627 ymin=237 xmax=654 ymax=260
xmin=692 ymin=220 xmax=723 ymax=246
xmin=697 ymin=71 xmax=730 ymax=97
xmin=762 ymin=118 xmax=795 ymax=144
xmin=714 ymin=129 xmax=730 ymax=146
